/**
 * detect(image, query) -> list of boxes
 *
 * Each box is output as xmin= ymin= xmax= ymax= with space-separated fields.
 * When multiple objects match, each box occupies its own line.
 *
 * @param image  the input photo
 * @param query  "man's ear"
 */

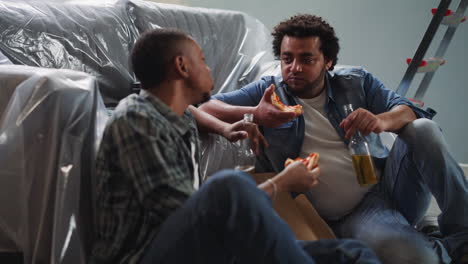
xmin=174 ymin=55 xmax=190 ymax=79
xmin=325 ymin=59 xmax=333 ymax=71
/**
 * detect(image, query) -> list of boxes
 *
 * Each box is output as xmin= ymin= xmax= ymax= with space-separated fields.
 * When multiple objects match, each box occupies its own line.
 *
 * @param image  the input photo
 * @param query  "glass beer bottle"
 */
xmin=343 ymin=104 xmax=378 ymax=186
xmin=234 ymin=113 xmax=256 ymax=174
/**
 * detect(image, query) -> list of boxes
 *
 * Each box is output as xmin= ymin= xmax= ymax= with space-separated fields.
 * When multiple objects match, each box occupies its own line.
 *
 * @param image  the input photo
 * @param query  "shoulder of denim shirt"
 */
xmin=330 ymin=65 xmax=434 ymax=120
xmin=211 ymin=76 xmax=278 ymax=100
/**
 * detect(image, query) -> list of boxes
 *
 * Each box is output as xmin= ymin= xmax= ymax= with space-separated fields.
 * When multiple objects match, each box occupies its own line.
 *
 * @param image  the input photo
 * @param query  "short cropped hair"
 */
xmin=131 ymin=28 xmax=191 ymax=89
xmin=272 ymin=14 xmax=340 ymax=71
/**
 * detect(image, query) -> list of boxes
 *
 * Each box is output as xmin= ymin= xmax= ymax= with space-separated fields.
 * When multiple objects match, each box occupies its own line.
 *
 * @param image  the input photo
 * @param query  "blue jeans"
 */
xmin=140 ymin=170 xmax=380 ymax=263
xmin=328 ymin=119 xmax=468 ymax=263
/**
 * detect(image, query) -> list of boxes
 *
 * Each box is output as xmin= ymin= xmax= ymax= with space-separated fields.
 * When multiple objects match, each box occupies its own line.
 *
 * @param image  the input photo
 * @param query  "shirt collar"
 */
xmin=139 ymin=89 xmax=191 ymax=136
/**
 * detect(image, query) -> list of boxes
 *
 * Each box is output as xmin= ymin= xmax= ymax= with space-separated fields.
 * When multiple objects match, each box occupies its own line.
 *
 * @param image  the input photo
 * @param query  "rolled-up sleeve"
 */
xmin=363 ymin=70 xmax=432 ymax=119
xmin=212 ymin=78 xmax=270 ymax=106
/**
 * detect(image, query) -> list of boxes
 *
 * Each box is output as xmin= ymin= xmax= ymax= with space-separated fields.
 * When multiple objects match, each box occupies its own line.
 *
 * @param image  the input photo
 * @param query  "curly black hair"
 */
xmin=272 ymin=14 xmax=340 ymax=71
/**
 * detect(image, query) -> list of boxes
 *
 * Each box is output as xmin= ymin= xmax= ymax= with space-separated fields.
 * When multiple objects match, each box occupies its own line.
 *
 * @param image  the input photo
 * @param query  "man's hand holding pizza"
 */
xmin=273 ymin=153 xmax=320 ymax=193
xmin=253 ymin=84 xmax=302 ymax=128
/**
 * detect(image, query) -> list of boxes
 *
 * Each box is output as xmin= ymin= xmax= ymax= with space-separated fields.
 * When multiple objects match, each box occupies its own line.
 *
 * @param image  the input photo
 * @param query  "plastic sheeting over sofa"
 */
xmin=0 ymin=0 xmax=273 ymax=106
xmin=0 ymin=65 xmax=108 ymax=263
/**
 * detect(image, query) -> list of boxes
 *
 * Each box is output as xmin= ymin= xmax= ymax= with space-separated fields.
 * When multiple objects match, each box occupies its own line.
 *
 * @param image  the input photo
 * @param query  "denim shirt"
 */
xmin=213 ymin=66 xmax=431 ymax=173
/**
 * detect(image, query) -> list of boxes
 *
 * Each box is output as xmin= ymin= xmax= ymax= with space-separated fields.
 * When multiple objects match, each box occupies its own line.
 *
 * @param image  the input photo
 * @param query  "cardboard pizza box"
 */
xmin=252 ymin=173 xmax=336 ymax=241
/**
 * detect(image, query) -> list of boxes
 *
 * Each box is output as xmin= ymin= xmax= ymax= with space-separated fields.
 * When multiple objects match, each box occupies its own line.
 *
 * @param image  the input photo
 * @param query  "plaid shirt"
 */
xmin=91 ymin=90 xmax=201 ymax=263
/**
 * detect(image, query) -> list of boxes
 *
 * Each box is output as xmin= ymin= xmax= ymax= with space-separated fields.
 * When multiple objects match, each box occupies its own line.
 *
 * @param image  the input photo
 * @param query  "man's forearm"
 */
xmin=257 ymin=172 xmax=285 ymax=199
xmin=199 ymin=99 xmax=255 ymax=124
xmin=188 ymin=105 xmax=230 ymax=135
xmin=379 ymin=105 xmax=417 ymax=133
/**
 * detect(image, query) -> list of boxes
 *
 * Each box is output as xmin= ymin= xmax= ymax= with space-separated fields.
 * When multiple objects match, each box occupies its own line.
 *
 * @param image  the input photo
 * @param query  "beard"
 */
xmin=287 ymin=66 xmax=327 ymax=98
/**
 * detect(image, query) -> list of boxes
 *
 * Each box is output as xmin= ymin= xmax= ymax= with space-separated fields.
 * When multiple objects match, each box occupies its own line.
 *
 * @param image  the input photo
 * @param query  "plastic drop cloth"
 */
xmin=0 ymin=65 xmax=108 ymax=264
xmin=126 ymin=0 xmax=274 ymax=94
xmin=0 ymin=0 xmax=274 ymax=105
xmin=0 ymin=0 xmax=139 ymax=106
xmin=0 ymin=50 xmax=12 ymax=65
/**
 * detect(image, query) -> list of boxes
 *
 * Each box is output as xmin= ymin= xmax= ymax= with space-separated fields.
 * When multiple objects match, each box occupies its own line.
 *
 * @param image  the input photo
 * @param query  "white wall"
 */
xmin=176 ymin=0 xmax=468 ymax=163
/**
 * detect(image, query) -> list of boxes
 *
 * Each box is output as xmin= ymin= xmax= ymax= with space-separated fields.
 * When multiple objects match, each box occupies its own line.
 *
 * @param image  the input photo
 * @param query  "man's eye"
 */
xmin=282 ymin=57 xmax=292 ymax=64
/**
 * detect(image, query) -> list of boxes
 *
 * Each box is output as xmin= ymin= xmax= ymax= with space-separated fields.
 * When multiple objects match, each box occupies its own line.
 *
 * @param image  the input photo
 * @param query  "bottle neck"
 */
xmin=240 ymin=137 xmax=251 ymax=149
xmin=350 ymin=131 xmax=367 ymax=143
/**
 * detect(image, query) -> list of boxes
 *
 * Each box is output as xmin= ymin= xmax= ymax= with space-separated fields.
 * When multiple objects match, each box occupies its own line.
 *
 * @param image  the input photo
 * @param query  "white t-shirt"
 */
xmin=297 ymin=89 xmax=373 ymax=220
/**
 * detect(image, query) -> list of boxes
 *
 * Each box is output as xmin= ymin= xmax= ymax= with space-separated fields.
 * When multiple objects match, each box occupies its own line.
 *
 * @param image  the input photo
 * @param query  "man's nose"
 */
xmin=291 ymin=59 xmax=302 ymax=72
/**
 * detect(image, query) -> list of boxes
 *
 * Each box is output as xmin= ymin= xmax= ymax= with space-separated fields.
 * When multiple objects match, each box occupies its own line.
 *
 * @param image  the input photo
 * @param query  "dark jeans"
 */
xmin=328 ymin=119 xmax=468 ymax=263
xmin=140 ymin=170 xmax=380 ymax=263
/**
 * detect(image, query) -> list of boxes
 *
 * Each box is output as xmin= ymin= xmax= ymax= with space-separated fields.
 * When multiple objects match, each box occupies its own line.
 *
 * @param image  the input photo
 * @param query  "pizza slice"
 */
xmin=271 ymin=91 xmax=303 ymax=115
xmin=284 ymin=152 xmax=319 ymax=171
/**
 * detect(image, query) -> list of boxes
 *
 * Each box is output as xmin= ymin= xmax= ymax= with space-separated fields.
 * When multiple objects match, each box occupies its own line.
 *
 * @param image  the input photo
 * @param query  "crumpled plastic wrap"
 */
xmin=0 ymin=0 xmax=138 ymax=106
xmin=0 ymin=65 xmax=108 ymax=264
xmin=126 ymin=0 xmax=274 ymax=94
xmin=0 ymin=50 xmax=12 ymax=65
xmin=199 ymin=134 xmax=240 ymax=179
xmin=0 ymin=0 xmax=273 ymax=105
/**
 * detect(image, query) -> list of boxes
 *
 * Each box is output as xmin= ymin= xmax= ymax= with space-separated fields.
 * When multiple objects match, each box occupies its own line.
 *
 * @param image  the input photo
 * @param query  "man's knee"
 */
xmin=372 ymin=234 xmax=439 ymax=264
xmin=400 ymin=118 xmax=444 ymax=149
xmin=201 ymin=170 xmax=270 ymax=220
xmin=300 ymin=239 xmax=380 ymax=263
xmin=204 ymin=169 xmax=257 ymax=197
xmin=402 ymin=118 xmax=441 ymax=138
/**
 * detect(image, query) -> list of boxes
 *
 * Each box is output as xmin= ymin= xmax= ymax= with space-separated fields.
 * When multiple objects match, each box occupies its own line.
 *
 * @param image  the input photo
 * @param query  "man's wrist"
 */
xmin=271 ymin=174 xmax=285 ymax=193
xmin=251 ymin=106 xmax=261 ymax=125
xmin=220 ymin=121 xmax=232 ymax=139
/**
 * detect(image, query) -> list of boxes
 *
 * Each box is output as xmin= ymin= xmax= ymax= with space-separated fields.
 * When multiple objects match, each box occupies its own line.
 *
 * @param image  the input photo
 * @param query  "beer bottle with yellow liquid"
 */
xmin=234 ymin=113 xmax=256 ymax=174
xmin=343 ymin=104 xmax=378 ymax=186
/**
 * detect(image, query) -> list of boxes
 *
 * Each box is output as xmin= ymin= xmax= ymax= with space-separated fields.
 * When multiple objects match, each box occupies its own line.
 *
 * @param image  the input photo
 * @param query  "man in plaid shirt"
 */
xmin=90 ymin=28 xmax=381 ymax=264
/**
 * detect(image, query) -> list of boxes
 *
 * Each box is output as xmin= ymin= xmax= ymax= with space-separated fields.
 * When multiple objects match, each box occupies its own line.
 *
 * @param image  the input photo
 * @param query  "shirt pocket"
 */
xmin=274 ymin=121 xmax=294 ymax=129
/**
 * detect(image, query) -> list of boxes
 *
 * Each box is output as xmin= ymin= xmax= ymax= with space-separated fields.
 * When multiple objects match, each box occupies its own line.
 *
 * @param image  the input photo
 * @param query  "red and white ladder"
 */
xmin=395 ymin=0 xmax=467 ymax=112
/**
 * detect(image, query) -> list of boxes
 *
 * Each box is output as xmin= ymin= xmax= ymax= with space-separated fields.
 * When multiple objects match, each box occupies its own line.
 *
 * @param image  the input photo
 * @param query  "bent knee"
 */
xmin=205 ymin=169 xmax=256 ymax=192
xmin=401 ymin=118 xmax=443 ymax=144
xmin=410 ymin=118 xmax=440 ymax=132
xmin=405 ymin=118 xmax=440 ymax=134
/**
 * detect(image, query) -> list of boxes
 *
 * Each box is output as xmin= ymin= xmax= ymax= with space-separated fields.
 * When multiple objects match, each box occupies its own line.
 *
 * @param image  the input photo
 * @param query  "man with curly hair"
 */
xmin=201 ymin=14 xmax=468 ymax=263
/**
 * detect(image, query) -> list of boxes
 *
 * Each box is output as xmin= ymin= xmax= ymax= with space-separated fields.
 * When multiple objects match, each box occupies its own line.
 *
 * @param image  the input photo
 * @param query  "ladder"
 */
xmin=395 ymin=0 xmax=467 ymax=109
